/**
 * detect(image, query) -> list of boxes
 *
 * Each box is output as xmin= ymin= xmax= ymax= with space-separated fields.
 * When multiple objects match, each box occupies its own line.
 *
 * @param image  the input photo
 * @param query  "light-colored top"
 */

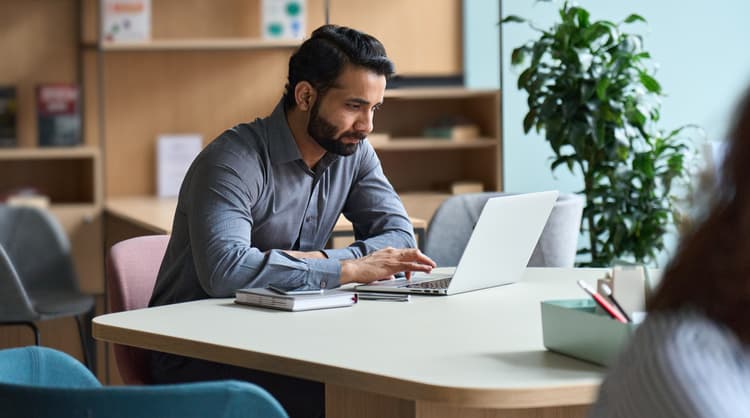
xmin=150 ymin=100 xmax=415 ymax=305
xmin=589 ymin=309 xmax=750 ymax=418
xmin=93 ymin=267 xmax=608 ymax=409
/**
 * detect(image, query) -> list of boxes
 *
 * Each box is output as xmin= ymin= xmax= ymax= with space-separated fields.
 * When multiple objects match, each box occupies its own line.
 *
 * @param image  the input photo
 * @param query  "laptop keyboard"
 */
xmin=406 ymin=277 xmax=452 ymax=289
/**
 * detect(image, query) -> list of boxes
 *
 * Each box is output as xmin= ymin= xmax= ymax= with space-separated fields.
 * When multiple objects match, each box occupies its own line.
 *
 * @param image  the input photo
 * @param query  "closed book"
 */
xmin=0 ymin=86 xmax=17 ymax=147
xmin=235 ymin=288 xmax=357 ymax=312
xmin=36 ymin=84 xmax=81 ymax=147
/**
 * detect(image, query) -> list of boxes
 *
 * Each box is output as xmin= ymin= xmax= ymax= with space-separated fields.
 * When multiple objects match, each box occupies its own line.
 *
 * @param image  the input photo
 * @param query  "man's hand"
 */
xmin=339 ymin=247 xmax=436 ymax=284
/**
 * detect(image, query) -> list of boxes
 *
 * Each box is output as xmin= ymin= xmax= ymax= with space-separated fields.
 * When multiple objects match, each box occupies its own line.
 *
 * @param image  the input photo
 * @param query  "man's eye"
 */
xmin=347 ymin=103 xmax=360 ymax=110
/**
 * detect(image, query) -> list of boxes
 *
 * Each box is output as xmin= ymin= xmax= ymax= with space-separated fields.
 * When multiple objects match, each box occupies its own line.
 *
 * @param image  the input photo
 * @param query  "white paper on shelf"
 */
xmin=156 ymin=133 xmax=202 ymax=198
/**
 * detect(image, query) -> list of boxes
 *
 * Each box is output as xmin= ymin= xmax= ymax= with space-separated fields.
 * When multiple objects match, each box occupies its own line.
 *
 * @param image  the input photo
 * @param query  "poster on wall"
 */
xmin=261 ymin=0 xmax=306 ymax=40
xmin=101 ymin=0 xmax=151 ymax=42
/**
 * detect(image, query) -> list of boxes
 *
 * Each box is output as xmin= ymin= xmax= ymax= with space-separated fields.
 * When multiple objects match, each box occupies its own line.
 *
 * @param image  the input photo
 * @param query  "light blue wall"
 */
xmin=464 ymin=0 xmax=500 ymax=89
xmin=500 ymin=0 xmax=750 ymax=194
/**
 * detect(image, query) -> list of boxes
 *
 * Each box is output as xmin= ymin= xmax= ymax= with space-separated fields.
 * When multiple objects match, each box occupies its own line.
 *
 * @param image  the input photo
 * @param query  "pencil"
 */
xmin=600 ymin=283 xmax=631 ymax=322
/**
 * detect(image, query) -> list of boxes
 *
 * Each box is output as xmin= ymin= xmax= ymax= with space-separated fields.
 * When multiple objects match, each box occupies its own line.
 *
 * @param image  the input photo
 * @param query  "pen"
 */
xmin=600 ymin=283 xmax=631 ymax=322
xmin=356 ymin=292 xmax=411 ymax=302
xmin=577 ymin=280 xmax=628 ymax=323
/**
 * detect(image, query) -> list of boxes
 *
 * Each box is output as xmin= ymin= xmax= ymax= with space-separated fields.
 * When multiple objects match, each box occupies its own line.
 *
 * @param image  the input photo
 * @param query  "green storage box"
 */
xmin=541 ymin=299 xmax=638 ymax=366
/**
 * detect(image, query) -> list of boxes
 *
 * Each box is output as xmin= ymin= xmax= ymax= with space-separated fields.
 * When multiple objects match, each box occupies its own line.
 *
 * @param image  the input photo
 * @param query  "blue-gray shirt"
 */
xmin=149 ymin=100 xmax=415 ymax=306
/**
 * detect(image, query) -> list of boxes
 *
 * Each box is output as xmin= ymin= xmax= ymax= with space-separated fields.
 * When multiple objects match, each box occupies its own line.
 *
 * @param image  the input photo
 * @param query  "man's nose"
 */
xmin=354 ymin=111 xmax=374 ymax=133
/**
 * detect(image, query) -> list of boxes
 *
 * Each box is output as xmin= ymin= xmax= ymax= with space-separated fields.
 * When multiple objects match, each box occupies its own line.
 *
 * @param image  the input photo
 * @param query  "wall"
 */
xmin=464 ymin=0 xmax=500 ymax=89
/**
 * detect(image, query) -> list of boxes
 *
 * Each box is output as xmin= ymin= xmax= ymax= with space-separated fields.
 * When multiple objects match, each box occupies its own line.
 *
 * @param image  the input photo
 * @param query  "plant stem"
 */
xmin=583 ymin=167 xmax=598 ymax=264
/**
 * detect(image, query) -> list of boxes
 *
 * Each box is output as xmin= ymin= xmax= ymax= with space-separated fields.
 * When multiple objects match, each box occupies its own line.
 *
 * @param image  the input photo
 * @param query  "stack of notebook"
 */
xmin=235 ymin=288 xmax=357 ymax=312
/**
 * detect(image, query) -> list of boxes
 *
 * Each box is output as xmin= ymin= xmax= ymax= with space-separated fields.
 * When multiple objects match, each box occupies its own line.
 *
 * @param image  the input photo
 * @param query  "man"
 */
xmin=148 ymin=25 xmax=436 ymax=418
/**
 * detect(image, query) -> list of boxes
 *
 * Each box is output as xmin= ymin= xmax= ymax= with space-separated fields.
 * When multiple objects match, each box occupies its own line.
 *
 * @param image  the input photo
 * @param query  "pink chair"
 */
xmin=106 ymin=235 xmax=170 ymax=384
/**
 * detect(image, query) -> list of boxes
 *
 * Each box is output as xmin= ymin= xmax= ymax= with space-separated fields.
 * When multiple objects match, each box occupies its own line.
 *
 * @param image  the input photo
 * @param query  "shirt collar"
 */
xmin=267 ymin=99 xmax=341 ymax=170
xmin=267 ymin=99 xmax=303 ymax=165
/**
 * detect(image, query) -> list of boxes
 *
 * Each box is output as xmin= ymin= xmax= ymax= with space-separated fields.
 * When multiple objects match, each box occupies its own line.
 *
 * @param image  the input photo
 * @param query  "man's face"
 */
xmin=306 ymin=65 xmax=386 ymax=156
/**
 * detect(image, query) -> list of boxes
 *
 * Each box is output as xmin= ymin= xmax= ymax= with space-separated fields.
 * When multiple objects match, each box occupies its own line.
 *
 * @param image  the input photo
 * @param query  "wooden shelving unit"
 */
xmin=371 ymin=88 xmax=502 ymax=218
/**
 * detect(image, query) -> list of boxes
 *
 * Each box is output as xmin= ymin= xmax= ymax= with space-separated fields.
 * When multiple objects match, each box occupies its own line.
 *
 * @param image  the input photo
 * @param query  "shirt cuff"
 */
xmin=305 ymin=258 xmax=342 ymax=289
xmin=321 ymin=247 xmax=360 ymax=260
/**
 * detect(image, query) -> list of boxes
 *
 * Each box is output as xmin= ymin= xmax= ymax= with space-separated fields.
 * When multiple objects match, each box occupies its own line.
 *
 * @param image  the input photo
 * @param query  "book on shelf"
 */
xmin=261 ymin=0 xmax=306 ymax=40
xmin=156 ymin=133 xmax=203 ymax=198
xmin=101 ymin=0 xmax=151 ymax=42
xmin=0 ymin=86 xmax=17 ymax=147
xmin=36 ymin=84 xmax=81 ymax=147
xmin=235 ymin=288 xmax=357 ymax=312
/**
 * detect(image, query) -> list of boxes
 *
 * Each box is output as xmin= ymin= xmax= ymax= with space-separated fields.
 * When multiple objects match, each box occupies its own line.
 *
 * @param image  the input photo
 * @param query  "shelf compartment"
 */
xmin=379 ymin=146 xmax=499 ymax=192
xmin=0 ymin=147 xmax=98 ymax=204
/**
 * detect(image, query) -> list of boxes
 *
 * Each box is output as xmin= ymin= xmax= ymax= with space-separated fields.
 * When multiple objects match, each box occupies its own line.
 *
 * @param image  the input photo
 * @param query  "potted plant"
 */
xmin=503 ymin=2 xmax=697 ymax=267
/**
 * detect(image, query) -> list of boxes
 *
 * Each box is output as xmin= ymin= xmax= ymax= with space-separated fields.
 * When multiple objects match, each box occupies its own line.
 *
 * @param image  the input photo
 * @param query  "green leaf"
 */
xmin=623 ymin=14 xmax=647 ymax=24
xmin=639 ymin=72 xmax=662 ymax=94
xmin=595 ymin=78 xmax=610 ymax=101
xmin=523 ymin=111 xmax=536 ymax=134
xmin=501 ymin=15 xmax=526 ymax=24
xmin=511 ymin=47 xmax=527 ymax=65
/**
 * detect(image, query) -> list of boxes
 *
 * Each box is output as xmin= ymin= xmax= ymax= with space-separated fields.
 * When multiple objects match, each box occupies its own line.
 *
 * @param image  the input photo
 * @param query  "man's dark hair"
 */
xmin=283 ymin=25 xmax=395 ymax=110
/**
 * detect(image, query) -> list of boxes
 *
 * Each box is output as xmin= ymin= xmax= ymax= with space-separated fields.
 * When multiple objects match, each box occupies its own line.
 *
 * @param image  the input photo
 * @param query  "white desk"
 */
xmin=93 ymin=268 xmax=609 ymax=418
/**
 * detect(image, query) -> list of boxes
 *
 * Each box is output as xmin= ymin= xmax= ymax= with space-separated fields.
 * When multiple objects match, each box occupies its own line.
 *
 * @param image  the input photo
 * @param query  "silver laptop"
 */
xmin=355 ymin=191 xmax=559 ymax=296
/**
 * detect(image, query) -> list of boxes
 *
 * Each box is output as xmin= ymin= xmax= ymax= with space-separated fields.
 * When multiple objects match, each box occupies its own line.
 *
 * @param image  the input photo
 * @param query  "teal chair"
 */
xmin=0 ymin=346 xmax=289 ymax=418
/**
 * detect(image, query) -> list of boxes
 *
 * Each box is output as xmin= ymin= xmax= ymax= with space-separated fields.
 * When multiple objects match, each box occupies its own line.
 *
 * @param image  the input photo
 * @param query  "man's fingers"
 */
xmin=401 ymin=249 xmax=436 ymax=268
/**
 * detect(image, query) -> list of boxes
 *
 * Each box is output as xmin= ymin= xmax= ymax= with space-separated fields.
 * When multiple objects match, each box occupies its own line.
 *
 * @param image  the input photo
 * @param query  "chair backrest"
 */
xmin=527 ymin=193 xmax=584 ymax=267
xmin=424 ymin=192 xmax=584 ymax=268
xmin=106 ymin=235 xmax=170 ymax=384
xmin=0 ymin=345 xmax=100 ymax=388
xmin=0 ymin=346 xmax=289 ymax=418
xmin=0 ymin=205 xmax=79 ymax=295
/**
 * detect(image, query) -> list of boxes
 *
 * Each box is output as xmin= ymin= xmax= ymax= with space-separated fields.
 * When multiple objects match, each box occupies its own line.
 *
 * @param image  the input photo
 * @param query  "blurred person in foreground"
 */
xmin=589 ymin=87 xmax=750 ymax=417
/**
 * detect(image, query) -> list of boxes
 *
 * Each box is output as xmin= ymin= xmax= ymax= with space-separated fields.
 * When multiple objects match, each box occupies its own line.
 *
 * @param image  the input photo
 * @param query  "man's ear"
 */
xmin=294 ymin=82 xmax=316 ymax=111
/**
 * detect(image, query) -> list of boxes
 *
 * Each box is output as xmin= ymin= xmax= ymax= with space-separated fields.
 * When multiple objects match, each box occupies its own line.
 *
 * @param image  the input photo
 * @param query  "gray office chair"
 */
xmin=0 ymin=204 xmax=95 ymax=370
xmin=423 ymin=192 xmax=584 ymax=267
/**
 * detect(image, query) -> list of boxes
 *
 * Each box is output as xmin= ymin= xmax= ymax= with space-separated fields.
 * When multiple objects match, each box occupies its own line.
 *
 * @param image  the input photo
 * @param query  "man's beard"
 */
xmin=307 ymin=100 xmax=364 ymax=156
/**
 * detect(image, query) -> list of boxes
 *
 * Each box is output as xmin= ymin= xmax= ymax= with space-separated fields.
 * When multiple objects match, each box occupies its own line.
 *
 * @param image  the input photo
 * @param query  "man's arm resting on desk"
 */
xmin=284 ymin=247 xmax=435 ymax=283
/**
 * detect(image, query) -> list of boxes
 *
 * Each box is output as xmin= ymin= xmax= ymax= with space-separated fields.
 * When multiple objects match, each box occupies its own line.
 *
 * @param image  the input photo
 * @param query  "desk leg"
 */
xmin=326 ymin=385 xmax=589 ymax=418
